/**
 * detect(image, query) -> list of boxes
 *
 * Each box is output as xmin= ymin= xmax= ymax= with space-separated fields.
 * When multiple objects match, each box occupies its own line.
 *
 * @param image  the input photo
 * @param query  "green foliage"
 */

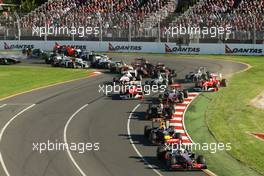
xmin=21 ymin=0 xmax=37 ymax=13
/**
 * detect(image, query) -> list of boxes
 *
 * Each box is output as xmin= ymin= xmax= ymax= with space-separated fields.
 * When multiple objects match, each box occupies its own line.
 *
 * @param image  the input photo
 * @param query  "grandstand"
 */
xmin=0 ymin=0 xmax=263 ymax=43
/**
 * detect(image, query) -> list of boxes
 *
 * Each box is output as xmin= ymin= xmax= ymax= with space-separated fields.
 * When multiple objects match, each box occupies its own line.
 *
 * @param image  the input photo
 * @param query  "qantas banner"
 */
xmin=225 ymin=44 xmax=264 ymax=55
xmin=0 ymin=41 xmax=263 ymax=55
xmin=164 ymin=43 xmax=222 ymax=54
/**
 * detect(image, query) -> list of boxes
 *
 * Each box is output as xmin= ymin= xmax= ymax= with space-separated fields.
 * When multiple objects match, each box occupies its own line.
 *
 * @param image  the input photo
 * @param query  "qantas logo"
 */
xmin=108 ymin=43 xmax=142 ymax=51
xmin=165 ymin=44 xmax=200 ymax=53
xmin=225 ymin=45 xmax=262 ymax=54
xmin=4 ymin=42 xmax=34 ymax=50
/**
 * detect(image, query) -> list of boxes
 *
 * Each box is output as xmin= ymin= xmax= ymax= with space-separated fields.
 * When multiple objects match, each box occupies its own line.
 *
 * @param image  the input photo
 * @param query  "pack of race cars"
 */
xmin=110 ymin=63 xmax=226 ymax=171
xmin=91 ymin=56 xmax=225 ymax=170
xmin=142 ymin=66 xmax=227 ymax=171
xmin=21 ymin=45 xmax=226 ymax=171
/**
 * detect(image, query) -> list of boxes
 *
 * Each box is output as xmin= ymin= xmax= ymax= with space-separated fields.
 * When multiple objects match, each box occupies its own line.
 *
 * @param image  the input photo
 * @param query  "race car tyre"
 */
xmin=220 ymin=79 xmax=228 ymax=87
xmin=170 ymin=156 xmax=177 ymax=165
xmin=169 ymin=77 xmax=174 ymax=85
xmin=171 ymin=70 xmax=177 ymax=77
xmin=197 ymin=155 xmax=206 ymax=165
xmin=166 ymin=107 xmax=174 ymax=119
xmin=150 ymin=132 xmax=157 ymax=144
xmin=178 ymin=94 xmax=184 ymax=103
xmin=157 ymin=145 xmax=166 ymax=160
xmin=173 ymin=133 xmax=182 ymax=140
xmin=137 ymin=74 xmax=143 ymax=81
xmin=158 ymin=94 xmax=164 ymax=101
xmin=183 ymin=89 xmax=189 ymax=98
xmin=144 ymin=126 xmax=151 ymax=137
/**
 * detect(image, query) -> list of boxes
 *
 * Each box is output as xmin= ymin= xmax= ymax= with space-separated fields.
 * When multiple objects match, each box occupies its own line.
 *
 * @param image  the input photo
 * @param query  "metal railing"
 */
xmin=0 ymin=12 xmax=263 ymax=44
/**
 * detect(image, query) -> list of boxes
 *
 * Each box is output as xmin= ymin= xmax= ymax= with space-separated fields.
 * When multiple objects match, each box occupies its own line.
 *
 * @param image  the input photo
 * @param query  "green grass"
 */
xmin=0 ymin=66 xmax=92 ymax=99
xmin=186 ymin=95 xmax=262 ymax=176
xmin=185 ymin=56 xmax=264 ymax=176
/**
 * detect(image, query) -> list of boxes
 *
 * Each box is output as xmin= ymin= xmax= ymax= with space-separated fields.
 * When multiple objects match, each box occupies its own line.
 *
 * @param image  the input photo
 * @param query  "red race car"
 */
xmin=194 ymin=73 xmax=227 ymax=92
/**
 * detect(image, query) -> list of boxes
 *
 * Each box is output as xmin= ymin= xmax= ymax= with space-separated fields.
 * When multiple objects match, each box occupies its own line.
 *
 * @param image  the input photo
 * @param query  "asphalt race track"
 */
xmin=0 ymin=56 xmax=247 ymax=176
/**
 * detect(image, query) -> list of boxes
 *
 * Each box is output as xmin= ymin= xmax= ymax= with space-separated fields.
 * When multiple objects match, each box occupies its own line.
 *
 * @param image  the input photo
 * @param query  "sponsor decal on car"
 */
xmin=108 ymin=43 xmax=142 ymax=51
xmin=165 ymin=44 xmax=200 ymax=53
xmin=225 ymin=45 xmax=263 ymax=54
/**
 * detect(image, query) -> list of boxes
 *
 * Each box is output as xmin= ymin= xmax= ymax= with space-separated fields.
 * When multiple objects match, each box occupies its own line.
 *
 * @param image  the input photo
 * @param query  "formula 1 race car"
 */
xmin=144 ymin=119 xmax=182 ymax=145
xmin=159 ymin=84 xmax=188 ymax=104
xmin=153 ymin=63 xmax=177 ymax=78
xmin=64 ymin=58 xmax=89 ymax=68
xmin=185 ymin=67 xmax=210 ymax=82
xmin=132 ymin=58 xmax=155 ymax=78
xmin=118 ymin=83 xmax=144 ymax=100
xmin=89 ymin=53 xmax=111 ymax=69
xmin=109 ymin=61 xmax=126 ymax=74
xmin=113 ymin=69 xmax=142 ymax=84
xmin=145 ymin=102 xmax=175 ymax=120
xmin=193 ymin=73 xmax=227 ymax=92
xmin=0 ymin=57 xmax=21 ymax=65
xmin=50 ymin=55 xmax=88 ymax=68
xmin=53 ymin=43 xmax=82 ymax=58
xmin=157 ymin=146 xmax=207 ymax=170
xmin=145 ymin=72 xmax=174 ymax=86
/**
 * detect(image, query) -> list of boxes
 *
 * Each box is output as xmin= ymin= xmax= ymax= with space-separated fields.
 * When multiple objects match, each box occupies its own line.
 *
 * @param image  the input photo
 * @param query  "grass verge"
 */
xmin=186 ymin=95 xmax=261 ymax=176
xmin=0 ymin=66 xmax=92 ymax=99
xmin=185 ymin=56 xmax=264 ymax=176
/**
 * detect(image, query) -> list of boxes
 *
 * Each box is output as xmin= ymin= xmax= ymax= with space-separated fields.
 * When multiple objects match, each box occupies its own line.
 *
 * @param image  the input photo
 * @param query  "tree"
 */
xmin=21 ymin=0 xmax=37 ymax=13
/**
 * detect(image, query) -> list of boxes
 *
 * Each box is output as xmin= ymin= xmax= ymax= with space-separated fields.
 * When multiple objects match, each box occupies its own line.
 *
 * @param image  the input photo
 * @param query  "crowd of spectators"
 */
xmin=19 ymin=0 xmax=264 ymax=40
xmin=169 ymin=0 xmax=264 ymax=38
xmin=20 ymin=0 xmax=171 ymax=33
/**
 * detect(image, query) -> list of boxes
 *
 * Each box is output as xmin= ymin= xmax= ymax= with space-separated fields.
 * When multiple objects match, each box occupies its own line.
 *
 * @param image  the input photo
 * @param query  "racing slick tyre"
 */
xmin=220 ymin=79 xmax=228 ymax=87
xmin=144 ymin=126 xmax=151 ymax=137
xmin=168 ymin=77 xmax=174 ymax=85
xmin=197 ymin=155 xmax=206 ymax=165
xmin=149 ymin=132 xmax=157 ymax=144
xmin=171 ymin=70 xmax=177 ymax=77
xmin=158 ymin=94 xmax=164 ymax=101
xmin=166 ymin=107 xmax=175 ymax=119
xmin=145 ymin=80 xmax=150 ymax=85
xmin=166 ymin=155 xmax=176 ymax=169
xmin=170 ymin=156 xmax=177 ymax=165
xmin=183 ymin=89 xmax=189 ymax=98
xmin=178 ymin=94 xmax=184 ymax=103
xmin=173 ymin=133 xmax=182 ymax=140
xmin=137 ymin=74 xmax=143 ymax=81
xmin=157 ymin=145 xmax=166 ymax=160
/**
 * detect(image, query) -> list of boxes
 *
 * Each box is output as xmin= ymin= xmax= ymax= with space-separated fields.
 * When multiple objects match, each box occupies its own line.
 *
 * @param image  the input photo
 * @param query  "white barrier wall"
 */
xmin=0 ymin=40 xmax=263 ymax=56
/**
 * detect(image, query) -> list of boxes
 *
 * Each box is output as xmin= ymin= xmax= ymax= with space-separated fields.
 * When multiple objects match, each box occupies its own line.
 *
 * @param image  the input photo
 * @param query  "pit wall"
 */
xmin=1 ymin=41 xmax=264 ymax=56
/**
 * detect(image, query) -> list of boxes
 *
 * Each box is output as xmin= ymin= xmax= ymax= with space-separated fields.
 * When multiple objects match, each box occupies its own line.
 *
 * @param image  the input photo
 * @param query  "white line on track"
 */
xmin=127 ymin=104 xmax=164 ymax=176
xmin=0 ymin=104 xmax=36 ymax=176
xmin=63 ymin=104 xmax=88 ymax=176
xmin=0 ymin=104 xmax=7 ymax=109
